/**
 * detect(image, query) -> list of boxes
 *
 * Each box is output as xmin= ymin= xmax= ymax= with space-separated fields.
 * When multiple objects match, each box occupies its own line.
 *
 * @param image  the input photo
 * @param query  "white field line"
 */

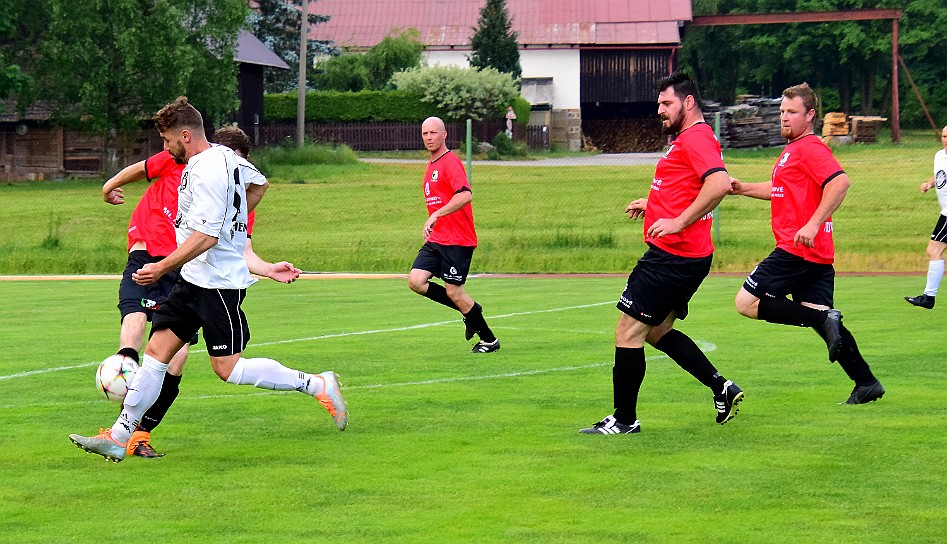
xmin=0 ymin=299 xmax=718 ymax=411
xmin=0 ymin=301 xmax=615 ymax=382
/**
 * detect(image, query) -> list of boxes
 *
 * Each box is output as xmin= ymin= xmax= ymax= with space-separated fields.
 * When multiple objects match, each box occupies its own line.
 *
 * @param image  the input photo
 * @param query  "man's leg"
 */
xmin=408 ymin=268 xmax=459 ymax=310
xmin=736 ymin=287 xmax=842 ymax=362
xmin=216 ymin=353 xmax=347 ymax=431
xmin=118 ymin=312 xmax=147 ymax=360
xmin=906 ymin=240 xmax=947 ymax=308
xmin=127 ymin=344 xmax=189 ymax=458
xmin=444 ymin=282 xmax=499 ymax=351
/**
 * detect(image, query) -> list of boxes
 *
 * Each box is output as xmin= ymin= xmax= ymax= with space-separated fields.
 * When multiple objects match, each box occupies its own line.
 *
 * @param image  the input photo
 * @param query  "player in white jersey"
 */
xmin=905 ymin=125 xmax=947 ymax=309
xmin=70 ymin=97 xmax=348 ymax=463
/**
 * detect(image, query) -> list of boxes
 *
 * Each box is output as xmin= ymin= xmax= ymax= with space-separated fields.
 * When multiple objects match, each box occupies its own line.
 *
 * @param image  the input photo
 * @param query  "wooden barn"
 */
xmin=310 ymin=0 xmax=691 ymax=151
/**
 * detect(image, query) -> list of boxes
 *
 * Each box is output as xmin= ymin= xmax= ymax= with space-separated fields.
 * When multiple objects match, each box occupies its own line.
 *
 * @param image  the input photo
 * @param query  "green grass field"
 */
xmin=0 ymin=129 xmax=942 ymax=275
xmin=1 ymin=275 xmax=944 ymax=542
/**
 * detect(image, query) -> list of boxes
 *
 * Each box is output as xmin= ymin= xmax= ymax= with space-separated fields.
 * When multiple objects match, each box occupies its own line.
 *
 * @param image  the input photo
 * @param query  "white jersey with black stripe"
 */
xmin=175 ymin=145 xmax=255 ymax=289
xmin=934 ymin=149 xmax=947 ymax=216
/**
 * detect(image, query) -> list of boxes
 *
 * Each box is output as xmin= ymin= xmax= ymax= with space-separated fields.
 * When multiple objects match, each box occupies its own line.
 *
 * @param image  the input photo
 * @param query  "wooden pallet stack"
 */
xmin=821 ymin=112 xmax=849 ymax=137
xmin=719 ymin=96 xmax=783 ymax=148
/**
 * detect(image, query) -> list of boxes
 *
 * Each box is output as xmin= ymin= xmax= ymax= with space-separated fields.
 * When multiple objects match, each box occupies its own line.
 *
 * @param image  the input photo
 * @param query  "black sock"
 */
xmin=612 ymin=347 xmax=646 ymax=425
xmin=117 ymin=347 xmax=140 ymax=364
xmin=835 ymin=324 xmax=877 ymax=386
xmin=652 ymin=329 xmax=726 ymax=390
xmin=422 ymin=282 xmax=459 ymax=311
xmin=758 ymin=297 xmax=827 ymax=328
xmin=139 ymin=372 xmax=182 ymax=432
xmin=463 ymin=303 xmax=496 ymax=342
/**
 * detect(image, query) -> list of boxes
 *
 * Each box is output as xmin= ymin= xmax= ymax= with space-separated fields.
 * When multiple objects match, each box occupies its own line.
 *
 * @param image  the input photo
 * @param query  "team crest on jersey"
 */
xmin=779 ymin=152 xmax=790 ymax=166
xmin=431 ymin=170 xmax=439 ymax=182
xmin=663 ymin=144 xmax=675 ymax=158
xmin=936 ymin=170 xmax=946 ymax=189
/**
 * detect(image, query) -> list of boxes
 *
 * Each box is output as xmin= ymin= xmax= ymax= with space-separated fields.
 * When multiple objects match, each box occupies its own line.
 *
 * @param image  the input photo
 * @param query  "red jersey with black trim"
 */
xmin=645 ymin=122 xmax=725 ymax=258
xmin=127 ymin=151 xmax=184 ymax=256
xmin=424 ymin=151 xmax=477 ymax=247
xmin=770 ymin=134 xmax=843 ymax=264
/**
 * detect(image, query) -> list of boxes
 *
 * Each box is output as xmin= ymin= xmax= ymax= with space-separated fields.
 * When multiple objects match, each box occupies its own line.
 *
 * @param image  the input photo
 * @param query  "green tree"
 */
xmin=249 ymin=0 xmax=335 ymax=93
xmin=469 ymin=0 xmax=522 ymax=80
xmin=390 ymin=65 xmax=519 ymax=121
xmin=315 ymin=29 xmax=424 ymax=92
xmin=0 ymin=0 xmax=44 ymax=104
xmin=30 ymin=0 xmax=249 ymax=173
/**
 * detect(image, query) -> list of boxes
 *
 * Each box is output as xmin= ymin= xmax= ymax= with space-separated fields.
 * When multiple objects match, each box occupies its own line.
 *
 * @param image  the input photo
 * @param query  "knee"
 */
xmin=407 ymin=276 xmax=427 ymax=294
xmin=734 ymin=292 xmax=758 ymax=319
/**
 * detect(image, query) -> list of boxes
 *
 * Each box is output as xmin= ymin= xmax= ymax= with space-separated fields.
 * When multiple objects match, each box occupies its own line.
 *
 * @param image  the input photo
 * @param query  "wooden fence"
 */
xmin=259 ymin=120 xmax=550 ymax=151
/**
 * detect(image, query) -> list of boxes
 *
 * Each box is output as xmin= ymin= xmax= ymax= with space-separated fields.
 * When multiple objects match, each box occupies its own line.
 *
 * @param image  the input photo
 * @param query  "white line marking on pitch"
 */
xmin=0 ymin=301 xmax=615 ymax=381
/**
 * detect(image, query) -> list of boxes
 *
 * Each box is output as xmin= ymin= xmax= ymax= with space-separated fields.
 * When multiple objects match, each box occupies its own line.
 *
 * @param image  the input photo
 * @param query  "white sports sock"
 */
xmin=226 ymin=357 xmax=312 ymax=393
xmin=924 ymin=259 xmax=944 ymax=296
xmin=111 ymin=354 xmax=168 ymax=444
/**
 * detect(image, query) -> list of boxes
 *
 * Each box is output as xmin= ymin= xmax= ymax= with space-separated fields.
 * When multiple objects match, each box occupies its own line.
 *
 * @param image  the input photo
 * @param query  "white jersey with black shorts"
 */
xmin=153 ymin=145 xmax=256 ymax=356
xmin=930 ymin=149 xmax=947 ymax=242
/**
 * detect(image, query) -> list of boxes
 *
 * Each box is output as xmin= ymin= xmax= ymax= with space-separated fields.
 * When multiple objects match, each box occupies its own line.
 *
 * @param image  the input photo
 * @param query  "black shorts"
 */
xmin=743 ymin=248 xmax=835 ymax=307
xmin=151 ymin=279 xmax=250 ymax=357
xmin=616 ymin=245 xmax=713 ymax=326
xmin=411 ymin=241 xmax=475 ymax=285
xmin=930 ymin=214 xmax=947 ymax=243
xmin=117 ymin=250 xmax=179 ymax=321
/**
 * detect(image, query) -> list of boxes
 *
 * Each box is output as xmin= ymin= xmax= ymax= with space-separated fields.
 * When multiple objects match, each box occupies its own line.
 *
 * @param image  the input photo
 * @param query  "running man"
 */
xmin=407 ymin=116 xmax=499 ymax=353
xmin=729 ymin=82 xmax=884 ymax=405
xmin=904 ymin=124 xmax=947 ymax=309
xmin=70 ymin=97 xmax=347 ymax=463
xmin=581 ymin=71 xmax=744 ymax=435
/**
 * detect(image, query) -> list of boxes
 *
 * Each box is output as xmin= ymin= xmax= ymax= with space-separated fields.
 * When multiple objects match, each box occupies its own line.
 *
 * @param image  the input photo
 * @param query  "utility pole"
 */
xmin=296 ymin=0 xmax=309 ymax=148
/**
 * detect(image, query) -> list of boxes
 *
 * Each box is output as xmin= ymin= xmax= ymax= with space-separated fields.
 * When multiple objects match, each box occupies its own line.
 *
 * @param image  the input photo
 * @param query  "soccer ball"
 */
xmin=95 ymin=355 xmax=139 ymax=402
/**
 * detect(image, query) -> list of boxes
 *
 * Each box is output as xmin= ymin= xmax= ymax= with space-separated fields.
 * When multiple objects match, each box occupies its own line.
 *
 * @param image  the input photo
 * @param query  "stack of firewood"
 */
xmin=582 ymin=118 xmax=665 ymax=153
xmin=718 ymin=96 xmax=783 ymax=148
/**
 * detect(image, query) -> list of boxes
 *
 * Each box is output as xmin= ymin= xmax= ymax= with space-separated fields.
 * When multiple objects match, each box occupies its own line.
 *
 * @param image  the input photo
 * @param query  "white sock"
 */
xmin=226 ymin=357 xmax=313 ymax=393
xmin=111 ymin=354 xmax=168 ymax=444
xmin=924 ymin=260 xmax=944 ymax=296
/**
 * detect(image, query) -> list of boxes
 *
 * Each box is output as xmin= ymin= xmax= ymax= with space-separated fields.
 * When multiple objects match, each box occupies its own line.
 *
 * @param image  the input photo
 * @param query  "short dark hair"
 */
xmin=154 ymin=96 xmax=204 ymax=134
xmin=657 ymin=71 xmax=704 ymax=112
xmin=782 ymin=82 xmax=818 ymax=113
xmin=212 ymin=125 xmax=251 ymax=158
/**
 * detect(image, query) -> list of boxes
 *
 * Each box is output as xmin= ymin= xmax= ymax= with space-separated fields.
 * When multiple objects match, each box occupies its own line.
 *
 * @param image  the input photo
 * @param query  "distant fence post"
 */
xmin=466 ymin=119 xmax=473 ymax=182
xmin=713 ymin=111 xmax=722 ymax=244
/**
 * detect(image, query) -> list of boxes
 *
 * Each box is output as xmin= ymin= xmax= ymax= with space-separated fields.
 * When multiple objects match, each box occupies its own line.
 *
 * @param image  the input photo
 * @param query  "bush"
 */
xmin=265 ymin=90 xmax=448 ymax=123
xmin=390 ymin=65 xmax=519 ymax=121
xmin=490 ymin=132 xmax=528 ymax=158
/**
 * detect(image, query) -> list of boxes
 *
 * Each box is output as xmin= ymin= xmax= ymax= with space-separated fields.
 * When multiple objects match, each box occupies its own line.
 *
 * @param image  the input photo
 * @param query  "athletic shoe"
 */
xmin=126 ymin=430 xmax=165 ymax=458
xmin=471 ymin=339 xmax=500 ymax=353
xmin=69 ymin=428 xmax=127 ymax=463
xmin=905 ymin=294 xmax=935 ymax=309
xmin=843 ymin=380 xmax=885 ymax=405
xmin=714 ymin=380 xmax=744 ymax=424
xmin=819 ymin=309 xmax=843 ymax=363
xmin=314 ymin=371 xmax=348 ymax=431
xmin=579 ymin=415 xmax=640 ymax=434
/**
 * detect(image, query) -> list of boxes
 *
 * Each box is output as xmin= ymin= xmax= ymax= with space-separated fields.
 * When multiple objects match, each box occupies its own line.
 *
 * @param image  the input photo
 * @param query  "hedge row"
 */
xmin=264 ymin=90 xmax=447 ymax=123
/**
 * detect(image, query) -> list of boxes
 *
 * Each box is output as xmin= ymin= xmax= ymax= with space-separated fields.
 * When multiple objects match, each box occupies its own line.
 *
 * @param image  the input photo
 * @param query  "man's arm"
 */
xmin=102 ymin=160 xmax=147 ymax=205
xmin=423 ymin=190 xmax=472 ymax=240
xmin=729 ymin=177 xmax=774 ymax=200
xmin=243 ymin=238 xmax=301 ymax=283
xmin=921 ymin=176 xmax=936 ymax=193
xmin=794 ymin=173 xmax=850 ymax=248
xmin=647 ymin=170 xmax=731 ymax=238
xmin=132 ymin=231 xmax=218 ymax=285
xmin=246 ymin=181 xmax=269 ymax=212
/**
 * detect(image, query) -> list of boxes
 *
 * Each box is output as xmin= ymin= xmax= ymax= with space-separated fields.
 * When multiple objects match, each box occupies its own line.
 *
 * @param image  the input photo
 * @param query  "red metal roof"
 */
xmin=309 ymin=0 xmax=692 ymax=48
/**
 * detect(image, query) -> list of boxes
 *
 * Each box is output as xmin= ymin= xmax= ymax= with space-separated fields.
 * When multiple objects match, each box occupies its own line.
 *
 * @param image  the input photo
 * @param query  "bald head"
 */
xmin=421 ymin=117 xmax=448 ymax=157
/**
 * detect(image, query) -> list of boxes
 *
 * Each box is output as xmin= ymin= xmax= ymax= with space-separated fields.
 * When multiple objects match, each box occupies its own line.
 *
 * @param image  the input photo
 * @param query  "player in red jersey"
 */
xmin=407 ymin=116 xmax=499 ymax=353
xmin=581 ymin=72 xmax=744 ymax=435
xmin=729 ymin=82 xmax=884 ymax=405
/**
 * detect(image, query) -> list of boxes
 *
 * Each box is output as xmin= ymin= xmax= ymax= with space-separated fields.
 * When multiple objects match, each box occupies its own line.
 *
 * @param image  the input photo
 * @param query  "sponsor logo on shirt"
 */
xmin=211 ymin=344 xmax=228 ymax=351
xmin=663 ymin=144 xmax=675 ymax=159
xmin=771 ymin=186 xmax=785 ymax=198
xmin=651 ymin=178 xmax=663 ymax=191
xmin=823 ymin=221 xmax=833 ymax=233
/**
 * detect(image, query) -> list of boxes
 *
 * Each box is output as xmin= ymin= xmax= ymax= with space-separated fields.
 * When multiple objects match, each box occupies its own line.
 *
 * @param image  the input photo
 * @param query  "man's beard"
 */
xmin=661 ymin=112 xmax=685 ymax=135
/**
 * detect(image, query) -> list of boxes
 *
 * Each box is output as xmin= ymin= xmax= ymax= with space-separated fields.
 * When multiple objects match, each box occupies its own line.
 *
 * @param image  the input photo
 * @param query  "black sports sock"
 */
xmin=422 ymin=282 xmax=460 ymax=311
xmin=835 ymin=324 xmax=877 ymax=386
xmin=463 ymin=303 xmax=496 ymax=342
xmin=652 ymin=329 xmax=726 ymax=390
xmin=758 ymin=297 xmax=827 ymax=328
xmin=139 ymin=372 xmax=182 ymax=432
xmin=612 ymin=347 xmax=646 ymax=425
xmin=117 ymin=347 xmax=140 ymax=364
